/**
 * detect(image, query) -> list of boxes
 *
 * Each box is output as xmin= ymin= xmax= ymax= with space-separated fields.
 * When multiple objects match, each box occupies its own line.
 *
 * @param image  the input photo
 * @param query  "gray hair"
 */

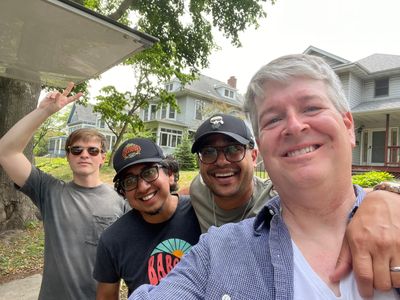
xmin=244 ymin=54 xmax=349 ymax=138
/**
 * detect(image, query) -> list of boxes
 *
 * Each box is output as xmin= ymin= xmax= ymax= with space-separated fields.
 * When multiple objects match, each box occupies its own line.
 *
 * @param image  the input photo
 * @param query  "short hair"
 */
xmin=244 ymin=54 xmax=349 ymax=138
xmin=65 ymin=128 xmax=107 ymax=153
xmin=164 ymin=155 xmax=180 ymax=192
xmin=114 ymin=156 xmax=180 ymax=197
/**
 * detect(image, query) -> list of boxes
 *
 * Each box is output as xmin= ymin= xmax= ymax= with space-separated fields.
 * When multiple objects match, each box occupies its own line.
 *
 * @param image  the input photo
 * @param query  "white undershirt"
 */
xmin=292 ymin=241 xmax=399 ymax=300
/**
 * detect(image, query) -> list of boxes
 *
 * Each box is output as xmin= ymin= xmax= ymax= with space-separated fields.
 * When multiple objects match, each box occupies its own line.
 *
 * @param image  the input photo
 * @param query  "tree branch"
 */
xmin=107 ymin=0 xmax=136 ymax=21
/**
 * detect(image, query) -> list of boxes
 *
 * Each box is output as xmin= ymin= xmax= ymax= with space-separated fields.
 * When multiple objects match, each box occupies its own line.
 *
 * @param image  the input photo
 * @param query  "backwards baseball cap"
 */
xmin=113 ymin=138 xmax=165 ymax=182
xmin=191 ymin=114 xmax=255 ymax=153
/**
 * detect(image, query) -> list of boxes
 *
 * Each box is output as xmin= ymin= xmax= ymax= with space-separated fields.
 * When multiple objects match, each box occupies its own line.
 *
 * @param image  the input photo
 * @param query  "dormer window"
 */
xmin=224 ymin=89 xmax=234 ymax=99
xmin=375 ymin=78 xmax=389 ymax=97
xmin=165 ymin=83 xmax=174 ymax=91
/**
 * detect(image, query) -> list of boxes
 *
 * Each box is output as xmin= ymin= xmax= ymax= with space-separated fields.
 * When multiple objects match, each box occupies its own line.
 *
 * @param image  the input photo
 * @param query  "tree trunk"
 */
xmin=0 ymin=77 xmax=41 ymax=231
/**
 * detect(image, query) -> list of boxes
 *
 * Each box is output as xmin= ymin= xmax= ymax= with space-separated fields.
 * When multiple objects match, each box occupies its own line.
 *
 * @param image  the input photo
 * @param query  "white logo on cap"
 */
xmin=210 ymin=116 xmax=224 ymax=129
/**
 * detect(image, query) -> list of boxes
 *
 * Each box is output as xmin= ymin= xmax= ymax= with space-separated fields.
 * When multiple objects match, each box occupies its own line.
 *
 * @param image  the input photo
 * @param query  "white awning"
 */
xmin=0 ymin=0 xmax=158 ymax=87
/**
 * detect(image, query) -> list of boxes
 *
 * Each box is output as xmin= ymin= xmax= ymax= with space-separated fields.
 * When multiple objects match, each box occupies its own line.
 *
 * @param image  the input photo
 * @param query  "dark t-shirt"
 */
xmin=93 ymin=195 xmax=201 ymax=296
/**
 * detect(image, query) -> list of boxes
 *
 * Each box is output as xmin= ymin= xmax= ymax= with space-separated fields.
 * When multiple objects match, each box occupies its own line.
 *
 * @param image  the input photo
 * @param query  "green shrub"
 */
xmin=352 ymin=171 xmax=394 ymax=187
xmin=35 ymin=157 xmax=68 ymax=172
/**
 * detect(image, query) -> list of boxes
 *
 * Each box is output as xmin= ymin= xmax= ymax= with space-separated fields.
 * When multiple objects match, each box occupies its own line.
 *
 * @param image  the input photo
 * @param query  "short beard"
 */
xmin=145 ymin=206 xmax=163 ymax=216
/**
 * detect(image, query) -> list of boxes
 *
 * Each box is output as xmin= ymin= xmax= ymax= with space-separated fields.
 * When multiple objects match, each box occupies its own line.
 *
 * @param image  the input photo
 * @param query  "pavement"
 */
xmin=0 ymin=273 xmax=41 ymax=300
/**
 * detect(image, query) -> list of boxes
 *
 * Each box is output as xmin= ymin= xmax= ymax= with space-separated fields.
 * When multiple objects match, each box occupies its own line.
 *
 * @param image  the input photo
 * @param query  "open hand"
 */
xmin=39 ymin=82 xmax=83 ymax=114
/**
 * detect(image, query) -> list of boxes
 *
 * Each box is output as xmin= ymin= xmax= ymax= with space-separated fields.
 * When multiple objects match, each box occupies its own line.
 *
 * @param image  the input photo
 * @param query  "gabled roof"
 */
xmin=178 ymin=74 xmax=243 ymax=107
xmin=303 ymin=45 xmax=349 ymax=67
xmin=304 ymin=46 xmax=400 ymax=79
xmin=356 ymin=54 xmax=400 ymax=73
xmin=67 ymin=103 xmax=97 ymax=125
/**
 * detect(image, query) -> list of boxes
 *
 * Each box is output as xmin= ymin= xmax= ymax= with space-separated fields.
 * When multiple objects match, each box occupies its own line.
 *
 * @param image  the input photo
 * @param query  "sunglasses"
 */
xmin=197 ymin=144 xmax=249 ymax=164
xmin=67 ymin=146 xmax=103 ymax=156
xmin=121 ymin=165 xmax=164 ymax=191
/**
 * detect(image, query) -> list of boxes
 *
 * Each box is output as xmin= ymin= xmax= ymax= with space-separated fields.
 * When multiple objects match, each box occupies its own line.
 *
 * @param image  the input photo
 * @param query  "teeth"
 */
xmin=287 ymin=145 xmax=316 ymax=157
xmin=215 ymin=172 xmax=234 ymax=178
xmin=141 ymin=192 xmax=155 ymax=201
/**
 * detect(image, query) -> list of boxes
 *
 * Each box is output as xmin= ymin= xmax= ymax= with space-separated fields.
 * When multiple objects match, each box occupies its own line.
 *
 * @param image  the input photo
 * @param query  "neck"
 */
xmin=281 ymin=182 xmax=356 ymax=289
xmin=73 ymin=174 xmax=102 ymax=188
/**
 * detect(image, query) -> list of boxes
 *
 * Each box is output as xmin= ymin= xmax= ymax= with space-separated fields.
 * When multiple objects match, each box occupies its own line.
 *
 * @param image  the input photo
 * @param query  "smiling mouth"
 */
xmin=213 ymin=170 xmax=236 ymax=178
xmin=286 ymin=145 xmax=320 ymax=157
xmin=140 ymin=191 xmax=156 ymax=201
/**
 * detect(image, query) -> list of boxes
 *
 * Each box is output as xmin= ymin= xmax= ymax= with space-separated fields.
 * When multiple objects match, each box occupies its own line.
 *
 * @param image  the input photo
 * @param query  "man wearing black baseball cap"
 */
xmin=190 ymin=114 xmax=275 ymax=233
xmin=93 ymin=138 xmax=200 ymax=299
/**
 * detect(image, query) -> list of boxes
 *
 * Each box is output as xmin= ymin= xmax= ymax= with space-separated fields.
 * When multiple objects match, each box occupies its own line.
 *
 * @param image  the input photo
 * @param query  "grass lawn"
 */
xmin=0 ymin=157 xmax=198 ymax=295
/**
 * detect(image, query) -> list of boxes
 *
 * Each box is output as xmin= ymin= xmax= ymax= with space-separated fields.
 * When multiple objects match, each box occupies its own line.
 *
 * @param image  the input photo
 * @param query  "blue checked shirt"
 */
xmin=129 ymin=186 xmax=397 ymax=300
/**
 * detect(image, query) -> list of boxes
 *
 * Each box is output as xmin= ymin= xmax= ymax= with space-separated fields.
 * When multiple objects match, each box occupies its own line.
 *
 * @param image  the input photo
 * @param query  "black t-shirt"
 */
xmin=93 ymin=195 xmax=201 ymax=296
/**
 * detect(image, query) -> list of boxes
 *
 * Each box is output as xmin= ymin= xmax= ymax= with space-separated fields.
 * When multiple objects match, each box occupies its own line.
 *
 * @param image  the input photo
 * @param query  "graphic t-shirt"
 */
xmin=93 ymin=195 xmax=201 ymax=296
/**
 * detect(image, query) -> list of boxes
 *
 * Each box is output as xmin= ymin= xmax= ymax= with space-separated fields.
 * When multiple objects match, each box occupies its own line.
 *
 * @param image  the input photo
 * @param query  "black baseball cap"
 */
xmin=191 ymin=114 xmax=255 ymax=153
xmin=113 ymin=138 xmax=165 ymax=182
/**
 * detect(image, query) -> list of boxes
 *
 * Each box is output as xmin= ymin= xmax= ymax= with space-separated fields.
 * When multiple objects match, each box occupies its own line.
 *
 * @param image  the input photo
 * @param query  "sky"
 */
xmin=89 ymin=0 xmax=400 ymax=97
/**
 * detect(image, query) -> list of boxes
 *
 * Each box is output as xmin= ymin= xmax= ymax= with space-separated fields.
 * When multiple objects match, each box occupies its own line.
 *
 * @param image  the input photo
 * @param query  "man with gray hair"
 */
xmin=128 ymin=54 xmax=400 ymax=299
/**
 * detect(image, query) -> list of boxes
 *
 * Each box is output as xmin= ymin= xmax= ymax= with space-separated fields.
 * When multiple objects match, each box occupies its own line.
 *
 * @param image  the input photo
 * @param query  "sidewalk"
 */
xmin=0 ymin=273 xmax=41 ymax=300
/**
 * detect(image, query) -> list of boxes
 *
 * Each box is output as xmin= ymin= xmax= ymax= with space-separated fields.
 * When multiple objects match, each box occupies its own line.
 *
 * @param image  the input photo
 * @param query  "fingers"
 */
xmin=62 ymin=82 xmax=75 ymax=97
xmin=371 ymin=254 xmax=392 ymax=291
xmin=390 ymin=263 xmax=400 ymax=288
xmin=330 ymin=237 xmax=352 ymax=282
xmin=352 ymin=252 xmax=374 ymax=297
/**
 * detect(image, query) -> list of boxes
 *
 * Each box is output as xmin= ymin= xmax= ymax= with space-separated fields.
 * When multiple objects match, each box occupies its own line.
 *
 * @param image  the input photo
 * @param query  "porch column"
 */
xmin=385 ymin=114 xmax=389 ymax=166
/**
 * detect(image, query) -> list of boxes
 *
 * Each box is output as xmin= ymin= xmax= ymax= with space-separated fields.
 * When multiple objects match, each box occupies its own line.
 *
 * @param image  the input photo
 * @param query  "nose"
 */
xmin=136 ymin=177 xmax=151 ymax=191
xmin=80 ymin=149 xmax=90 ymax=157
xmin=282 ymin=112 xmax=308 ymax=136
xmin=214 ymin=149 xmax=229 ymax=166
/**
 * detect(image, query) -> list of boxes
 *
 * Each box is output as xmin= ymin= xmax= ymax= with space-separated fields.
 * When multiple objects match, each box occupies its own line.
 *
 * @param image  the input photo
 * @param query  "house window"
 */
xmin=150 ymin=104 xmax=157 ymax=120
xmin=143 ymin=104 xmax=157 ymax=121
xmin=143 ymin=108 xmax=149 ymax=121
xmin=160 ymin=104 xmax=176 ymax=120
xmin=159 ymin=128 xmax=182 ymax=148
xmin=165 ymin=83 xmax=174 ymax=91
xmin=375 ymin=78 xmax=389 ymax=97
xmin=97 ymin=118 xmax=106 ymax=128
xmin=161 ymin=105 xmax=167 ymax=119
xmin=168 ymin=107 xmax=176 ymax=119
xmin=224 ymin=89 xmax=234 ymax=99
xmin=195 ymin=100 xmax=204 ymax=120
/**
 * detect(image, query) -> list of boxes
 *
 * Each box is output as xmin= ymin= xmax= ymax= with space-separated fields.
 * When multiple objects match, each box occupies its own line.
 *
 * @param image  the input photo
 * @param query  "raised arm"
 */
xmin=0 ymin=82 xmax=82 ymax=187
xmin=331 ymin=189 xmax=400 ymax=297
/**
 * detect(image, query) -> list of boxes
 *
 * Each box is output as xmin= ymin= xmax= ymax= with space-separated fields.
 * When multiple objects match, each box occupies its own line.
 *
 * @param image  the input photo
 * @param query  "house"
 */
xmin=141 ymin=74 xmax=245 ymax=155
xmin=48 ymin=103 xmax=117 ymax=157
xmin=304 ymin=46 xmax=400 ymax=172
xmin=48 ymin=74 xmax=245 ymax=156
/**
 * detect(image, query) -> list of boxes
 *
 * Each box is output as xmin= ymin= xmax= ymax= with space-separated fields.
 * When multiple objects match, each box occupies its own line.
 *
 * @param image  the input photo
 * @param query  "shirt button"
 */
xmin=222 ymin=294 xmax=231 ymax=300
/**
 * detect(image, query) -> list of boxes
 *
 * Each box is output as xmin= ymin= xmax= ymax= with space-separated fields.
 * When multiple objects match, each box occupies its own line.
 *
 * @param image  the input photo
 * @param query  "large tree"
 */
xmin=0 ymin=0 xmax=273 ymax=230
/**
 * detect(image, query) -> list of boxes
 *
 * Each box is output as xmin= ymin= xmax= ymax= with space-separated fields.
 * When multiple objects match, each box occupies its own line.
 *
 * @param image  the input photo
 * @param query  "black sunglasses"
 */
xmin=197 ymin=144 xmax=249 ymax=164
xmin=68 ymin=146 xmax=103 ymax=156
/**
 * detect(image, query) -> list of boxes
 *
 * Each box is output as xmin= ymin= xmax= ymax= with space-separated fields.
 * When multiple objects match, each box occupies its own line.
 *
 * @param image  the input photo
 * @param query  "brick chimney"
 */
xmin=227 ymin=76 xmax=237 ymax=88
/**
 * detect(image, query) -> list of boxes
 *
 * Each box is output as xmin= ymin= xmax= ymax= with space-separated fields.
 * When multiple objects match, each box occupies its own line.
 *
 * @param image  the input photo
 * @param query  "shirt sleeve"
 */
xmin=93 ymin=236 xmax=120 ymax=283
xmin=128 ymin=232 xmax=210 ymax=300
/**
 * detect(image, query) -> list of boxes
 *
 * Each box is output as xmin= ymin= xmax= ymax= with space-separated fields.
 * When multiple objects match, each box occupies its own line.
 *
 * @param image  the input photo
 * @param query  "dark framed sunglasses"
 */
xmin=121 ymin=165 xmax=165 ymax=191
xmin=67 ymin=146 xmax=103 ymax=156
xmin=197 ymin=144 xmax=249 ymax=164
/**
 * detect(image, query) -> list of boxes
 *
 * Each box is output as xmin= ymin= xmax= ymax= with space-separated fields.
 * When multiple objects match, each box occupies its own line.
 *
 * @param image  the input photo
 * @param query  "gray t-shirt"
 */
xmin=19 ymin=166 xmax=127 ymax=300
xmin=190 ymin=174 xmax=275 ymax=233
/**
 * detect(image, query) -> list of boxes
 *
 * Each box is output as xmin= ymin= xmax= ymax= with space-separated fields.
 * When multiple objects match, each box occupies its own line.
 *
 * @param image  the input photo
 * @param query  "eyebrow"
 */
xmin=264 ymin=94 xmax=324 ymax=113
